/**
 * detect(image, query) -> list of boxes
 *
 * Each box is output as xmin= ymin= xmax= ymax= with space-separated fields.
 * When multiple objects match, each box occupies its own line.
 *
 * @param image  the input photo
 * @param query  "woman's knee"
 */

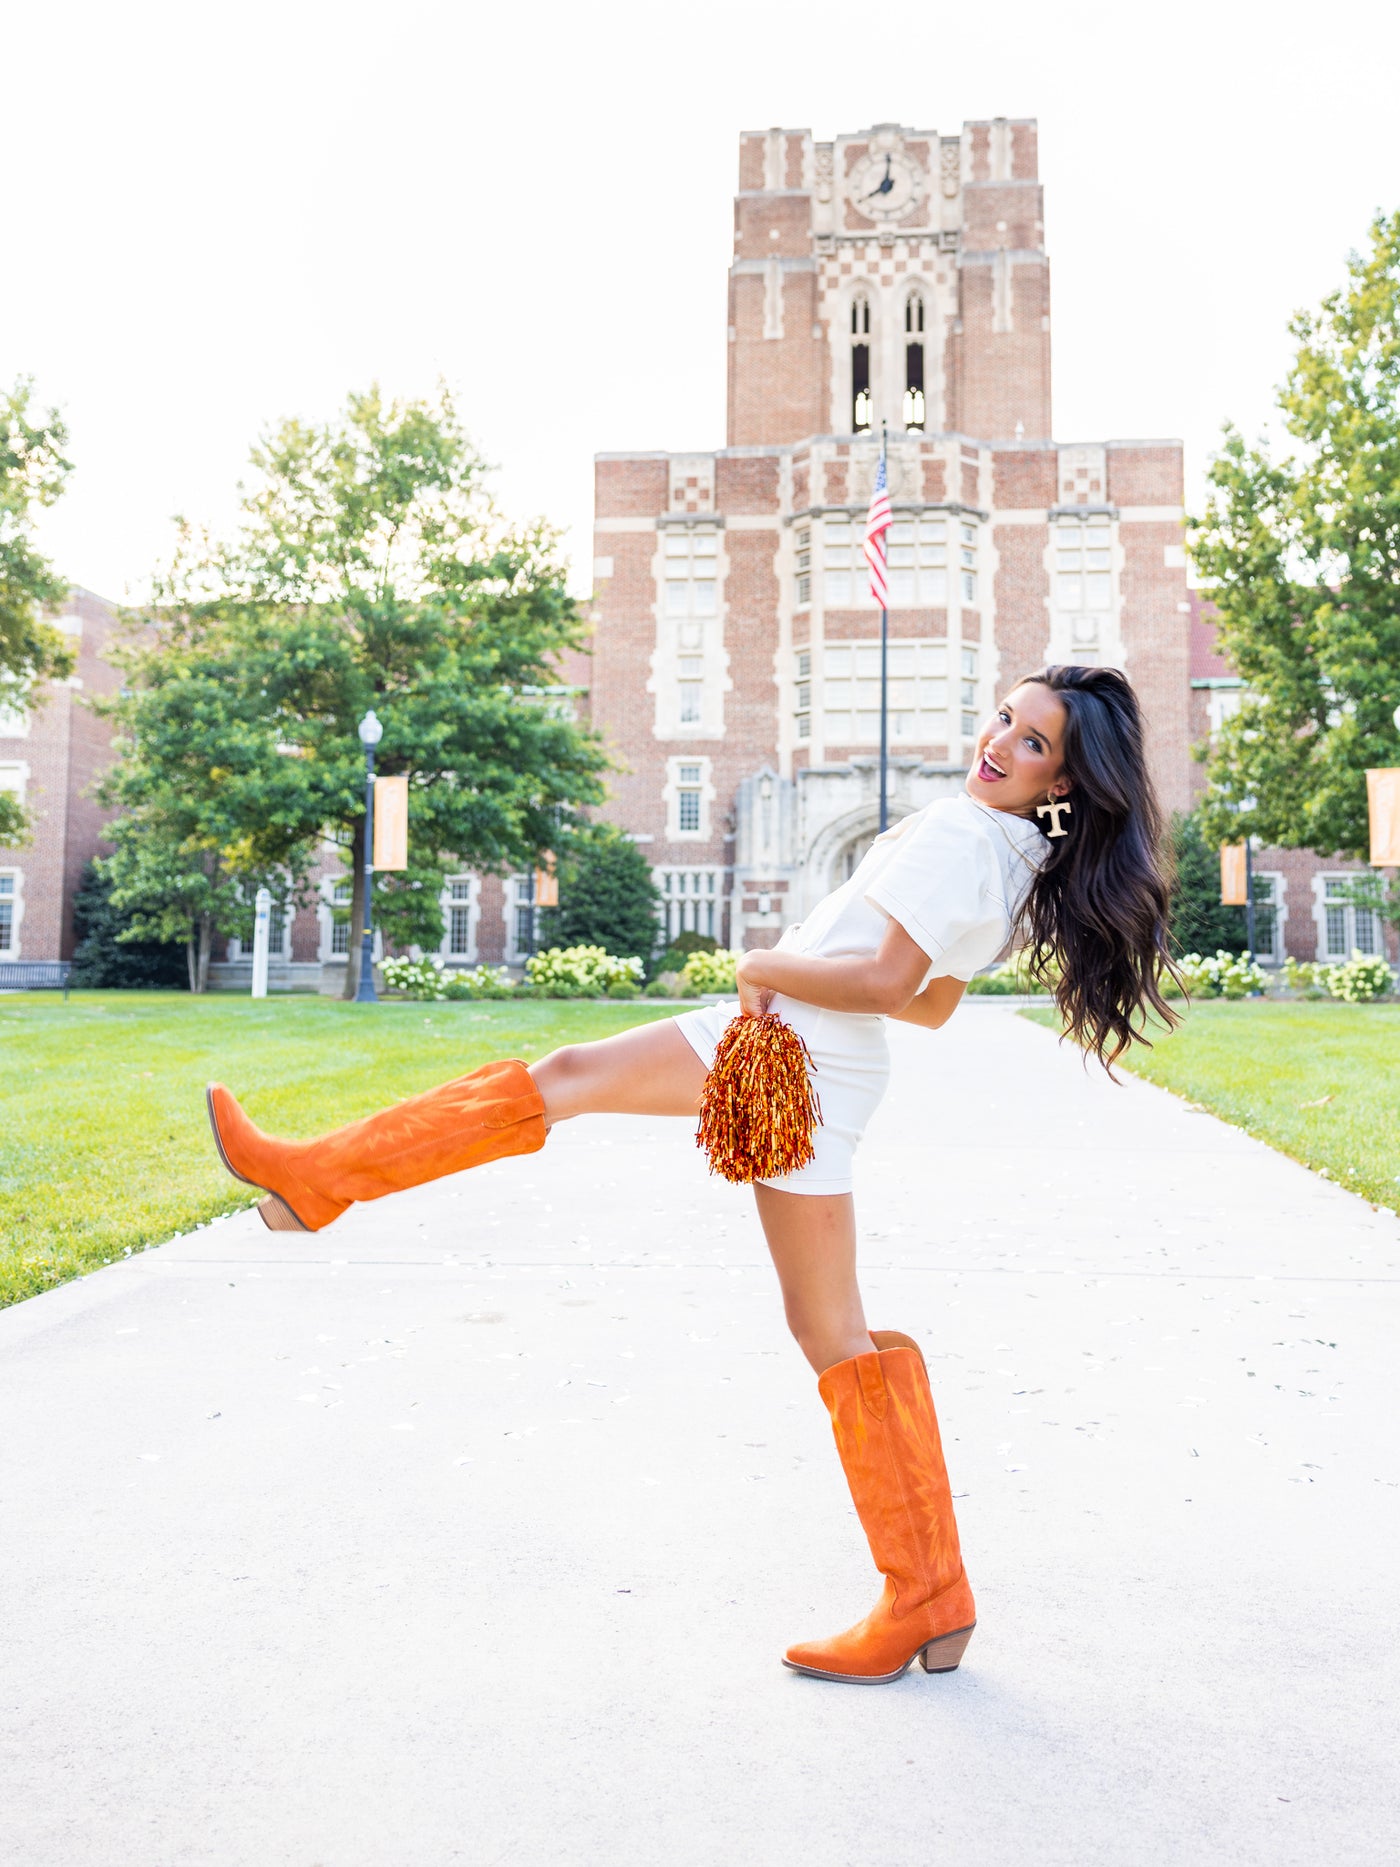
xmin=784 ymin=1302 xmax=870 ymax=1375
xmin=530 ymin=1043 xmax=592 ymax=1120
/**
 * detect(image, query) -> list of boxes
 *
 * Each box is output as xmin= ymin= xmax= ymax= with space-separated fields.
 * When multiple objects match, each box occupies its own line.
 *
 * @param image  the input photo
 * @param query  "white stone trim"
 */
xmin=650 ymin=523 xmax=730 ymax=742
xmin=663 ymin=756 xmax=715 ymax=843
xmin=0 ymin=866 xmax=23 ymax=959
xmin=1313 ymin=870 xmax=1382 ymax=962
xmin=1042 ymin=510 xmax=1124 ymax=673
xmin=1250 ymin=870 xmax=1287 ymax=964
xmin=439 ymin=874 xmax=481 ymax=963
xmin=318 ymin=872 xmax=354 ymax=964
xmin=654 ymin=865 xmax=724 ymax=943
xmin=0 ymin=760 xmax=30 ymax=806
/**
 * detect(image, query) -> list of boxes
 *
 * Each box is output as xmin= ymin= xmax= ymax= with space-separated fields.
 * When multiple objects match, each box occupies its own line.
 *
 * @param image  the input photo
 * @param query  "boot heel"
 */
xmin=257 ymin=1193 xmax=310 ymax=1233
xmin=919 ymin=1622 xmax=975 ymax=1673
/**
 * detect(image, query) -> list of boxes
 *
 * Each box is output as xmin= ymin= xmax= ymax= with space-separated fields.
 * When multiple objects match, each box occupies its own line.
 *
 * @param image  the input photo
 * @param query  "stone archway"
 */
xmin=803 ymin=802 xmax=895 ymax=906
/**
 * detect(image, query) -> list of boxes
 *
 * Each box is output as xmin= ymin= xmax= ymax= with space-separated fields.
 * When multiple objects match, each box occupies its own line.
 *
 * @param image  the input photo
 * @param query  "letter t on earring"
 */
xmin=1036 ymin=797 xmax=1072 ymax=838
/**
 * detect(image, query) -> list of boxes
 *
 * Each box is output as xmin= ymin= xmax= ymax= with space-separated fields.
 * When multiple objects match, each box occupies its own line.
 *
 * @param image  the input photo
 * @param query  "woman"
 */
xmin=207 ymin=664 xmax=1178 ymax=1686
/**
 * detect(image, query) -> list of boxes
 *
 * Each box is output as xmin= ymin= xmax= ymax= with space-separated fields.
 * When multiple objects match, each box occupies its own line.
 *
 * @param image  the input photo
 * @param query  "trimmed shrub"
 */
xmin=1176 ymin=950 xmax=1269 ymax=999
xmin=1168 ymin=812 xmax=1248 ymax=956
xmin=525 ymin=945 xmax=644 ymax=997
xmin=680 ymin=948 xmax=738 ymax=994
xmin=380 ymin=956 xmax=516 ymax=1001
xmin=68 ymin=862 xmax=188 ymax=990
xmin=1284 ymin=957 xmax=1330 ymax=998
xmin=1326 ymin=952 xmax=1394 ymax=1003
xmin=656 ymin=930 xmax=720 ymax=975
xmin=539 ymin=825 xmax=661 ymax=972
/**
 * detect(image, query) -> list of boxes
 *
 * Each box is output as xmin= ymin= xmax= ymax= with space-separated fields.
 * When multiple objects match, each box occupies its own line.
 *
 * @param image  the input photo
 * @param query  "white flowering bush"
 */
xmin=380 ymin=956 xmax=517 ymax=1000
xmin=1326 ymin=951 xmax=1394 ymax=1003
xmin=1284 ymin=957 xmax=1330 ymax=997
xmin=380 ymin=955 xmax=454 ymax=1000
xmin=450 ymin=964 xmax=516 ymax=1000
xmin=525 ymin=945 xmax=643 ymax=997
xmin=1176 ymin=950 xmax=1269 ymax=999
xmin=680 ymin=947 xmax=738 ymax=994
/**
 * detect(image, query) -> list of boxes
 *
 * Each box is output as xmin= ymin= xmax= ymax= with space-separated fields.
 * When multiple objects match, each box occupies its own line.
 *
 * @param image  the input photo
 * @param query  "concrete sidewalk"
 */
xmin=2 ymin=1006 xmax=1396 ymax=1867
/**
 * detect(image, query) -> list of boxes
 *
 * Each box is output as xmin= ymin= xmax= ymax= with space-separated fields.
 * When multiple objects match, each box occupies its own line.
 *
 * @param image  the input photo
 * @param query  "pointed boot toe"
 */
xmin=205 ymin=1085 xmax=347 ymax=1233
xmin=783 ymin=1344 xmax=977 ymax=1686
xmin=205 ymin=1061 xmax=547 ymax=1237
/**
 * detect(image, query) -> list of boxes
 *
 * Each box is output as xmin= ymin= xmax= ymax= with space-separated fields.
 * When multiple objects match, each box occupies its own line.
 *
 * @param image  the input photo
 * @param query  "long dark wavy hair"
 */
xmin=1016 ymin=665 xmax=1179 ymax=1069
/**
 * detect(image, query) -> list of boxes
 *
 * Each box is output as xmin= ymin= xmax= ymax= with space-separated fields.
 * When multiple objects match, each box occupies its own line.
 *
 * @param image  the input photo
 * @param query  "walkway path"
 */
xmin=3 ymin=1007 xmax=1396 ymax=1866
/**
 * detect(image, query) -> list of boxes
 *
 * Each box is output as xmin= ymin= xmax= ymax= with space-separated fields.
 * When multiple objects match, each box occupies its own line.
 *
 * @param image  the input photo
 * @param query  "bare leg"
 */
xmin=531 ymin=1025 xmax=870 ymax=1373
xmin=752 ymin=1184 xmax=875 ymax=1375
xmin=529 ymin=1019 xmax=708 ymax=1124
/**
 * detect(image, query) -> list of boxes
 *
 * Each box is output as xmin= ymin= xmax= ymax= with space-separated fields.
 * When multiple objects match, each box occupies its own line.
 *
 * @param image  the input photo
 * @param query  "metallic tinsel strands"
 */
xmin=696 ymin=1011 xmax=823 ymax=1184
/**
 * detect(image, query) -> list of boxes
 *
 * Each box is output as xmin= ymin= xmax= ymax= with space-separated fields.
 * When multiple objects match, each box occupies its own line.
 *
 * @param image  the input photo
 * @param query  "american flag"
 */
xmin=863 ymin=449 xmax=892 ymax=609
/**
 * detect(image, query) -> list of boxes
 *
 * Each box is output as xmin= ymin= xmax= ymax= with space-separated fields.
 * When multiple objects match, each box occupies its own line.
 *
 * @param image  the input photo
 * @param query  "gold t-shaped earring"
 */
xmin=1036 ymin=796 xmax=1073 ymax=838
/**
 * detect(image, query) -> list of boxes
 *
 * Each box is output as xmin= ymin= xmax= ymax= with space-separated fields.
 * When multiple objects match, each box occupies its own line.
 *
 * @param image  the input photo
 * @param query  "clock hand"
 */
xmin=862 ymin=156 xmax=897 ymax=201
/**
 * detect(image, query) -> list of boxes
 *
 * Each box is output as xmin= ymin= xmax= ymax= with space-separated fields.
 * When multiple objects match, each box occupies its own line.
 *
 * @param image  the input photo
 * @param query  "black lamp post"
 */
xmin=354 ymin=708 xmax=384 ymax=1004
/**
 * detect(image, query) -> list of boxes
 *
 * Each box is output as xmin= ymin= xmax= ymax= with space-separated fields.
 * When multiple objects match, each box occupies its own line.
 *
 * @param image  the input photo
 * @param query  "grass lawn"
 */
xmin=1023 ymin=1000 xmax=1400 ymax=1214
xmin=1 ymin=991 xmax=677 ymax=1309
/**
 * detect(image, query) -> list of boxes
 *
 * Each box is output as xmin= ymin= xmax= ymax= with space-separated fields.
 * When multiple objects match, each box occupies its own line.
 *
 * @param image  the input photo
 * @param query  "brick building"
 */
xmin=6 ymin=119 xmax=1390 ymax=978
xmin=0 ymin=588 xmax=122 ymax=964
xmin=581 ymin=119 xmax=1194 ymax=954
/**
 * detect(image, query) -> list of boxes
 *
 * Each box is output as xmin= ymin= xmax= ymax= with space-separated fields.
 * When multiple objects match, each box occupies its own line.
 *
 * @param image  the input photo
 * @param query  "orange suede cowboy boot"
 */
xmin=784 ymin=1336 xmax=976 ymax=1684
xmin=206 ymin=1059 xmax=547 ymax=1233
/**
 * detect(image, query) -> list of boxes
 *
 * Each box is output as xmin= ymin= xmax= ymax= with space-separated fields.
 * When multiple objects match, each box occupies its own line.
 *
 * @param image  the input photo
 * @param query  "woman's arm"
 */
xmin=887 ymin=974 xmax=966 ymax=1030
xmin=735 ymin=916 xmax=932 ymax=1018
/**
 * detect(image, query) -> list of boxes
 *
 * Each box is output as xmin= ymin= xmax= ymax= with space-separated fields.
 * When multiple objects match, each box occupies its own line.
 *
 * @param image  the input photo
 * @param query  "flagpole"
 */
xmin=878 ymin=421 xmax=889 ymax=834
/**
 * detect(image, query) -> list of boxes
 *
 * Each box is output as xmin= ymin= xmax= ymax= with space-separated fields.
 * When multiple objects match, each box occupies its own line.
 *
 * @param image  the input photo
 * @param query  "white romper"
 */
xmin=675 ymin=795 xmax=1048 ymax=1195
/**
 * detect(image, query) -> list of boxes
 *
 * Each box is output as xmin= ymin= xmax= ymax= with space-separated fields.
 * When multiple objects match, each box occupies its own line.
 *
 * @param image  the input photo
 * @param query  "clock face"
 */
xmin=846 ymin=148 xmax=924 ymax=222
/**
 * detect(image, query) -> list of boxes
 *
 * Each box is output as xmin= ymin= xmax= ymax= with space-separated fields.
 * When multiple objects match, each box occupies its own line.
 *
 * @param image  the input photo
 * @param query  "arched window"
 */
xmin=851 ymin=296 xmax=872 ymax=433
xmin=903 ymin=293 xmax=925 ymax=431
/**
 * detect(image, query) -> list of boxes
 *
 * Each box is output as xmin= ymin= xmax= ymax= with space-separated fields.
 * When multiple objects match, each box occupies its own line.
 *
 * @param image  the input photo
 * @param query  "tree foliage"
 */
xmin=0 ymin=378 xmax=75 ymax=845
xmin=542 ymin=823 xmax=661 ymax=965
xmin=68 ymin=861 xmax=188 ymax=990
xmin=100 ymin=386 xmax=609 ymax=991
xmin=1166 ymin=812 xmax=1248 ymax=956
xmin=1192 ymin=212 xmax=1400 ymax=858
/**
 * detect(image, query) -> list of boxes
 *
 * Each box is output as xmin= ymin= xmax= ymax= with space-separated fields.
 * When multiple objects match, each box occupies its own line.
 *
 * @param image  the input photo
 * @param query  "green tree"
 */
xmin=1192 ymin=212 xmax=1400 ymax=858
xmin=100 ymin=386 xmax=608 ymax=992
xmin=0 ymin=379 xmax=74 ymax=845
xmin=542 ymin=823 xmax=661 ymax=964
xmin=1167 ymin=811 xmax=1247 ymax=955
xmin=68 ymin=860 xmax=188 ymax=989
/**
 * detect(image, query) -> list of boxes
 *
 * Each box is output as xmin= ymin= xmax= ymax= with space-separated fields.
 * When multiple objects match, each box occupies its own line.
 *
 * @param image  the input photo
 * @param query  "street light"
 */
xmin=355 ymin=709 xmax=384 ymax=1004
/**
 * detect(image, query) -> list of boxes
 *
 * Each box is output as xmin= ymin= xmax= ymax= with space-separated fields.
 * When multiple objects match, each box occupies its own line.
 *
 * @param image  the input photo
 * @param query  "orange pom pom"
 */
xmin=696 ymin=1010 xmax=823 ymax=1184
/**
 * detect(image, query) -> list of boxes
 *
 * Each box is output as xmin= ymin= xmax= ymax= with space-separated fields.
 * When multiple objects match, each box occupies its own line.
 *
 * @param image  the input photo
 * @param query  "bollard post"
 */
xmin=251 ymin=887 xmax=271 ymax=999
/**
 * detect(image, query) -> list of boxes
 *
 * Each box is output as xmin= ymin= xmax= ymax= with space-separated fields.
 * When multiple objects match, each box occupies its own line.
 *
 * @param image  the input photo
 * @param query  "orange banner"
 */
xmin=534 ymin=853 xmax=559 ymax=909
xmin=373 ymin=775 xmax=409 ymax=871
xmin=1367 ymin=768 xmax=1400 ymax=866
xmin=1219 ymin=842 xmax=1248 ymax=905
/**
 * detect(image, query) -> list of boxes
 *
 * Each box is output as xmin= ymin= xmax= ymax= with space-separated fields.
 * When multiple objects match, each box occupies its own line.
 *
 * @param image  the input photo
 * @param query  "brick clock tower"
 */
xmin=590 ymin=119 xmax=1191 ymax=953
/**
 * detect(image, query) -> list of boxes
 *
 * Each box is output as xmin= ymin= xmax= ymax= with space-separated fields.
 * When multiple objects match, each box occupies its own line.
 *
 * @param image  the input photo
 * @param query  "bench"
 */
xmin=0 ymin=961 xmax=74 ymax=1000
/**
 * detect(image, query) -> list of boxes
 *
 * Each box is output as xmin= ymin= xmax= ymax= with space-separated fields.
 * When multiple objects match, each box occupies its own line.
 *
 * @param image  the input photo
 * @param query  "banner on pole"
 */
xmin=373 ymin=775 xmax=409 ymax=870
xmin=534 ymin=853 xmax=559 ymax=909
xmin=1366 ymin=769 xmax=1400 ymax=866
xmin=1220 ymin=842 xmax=1248 ymax=905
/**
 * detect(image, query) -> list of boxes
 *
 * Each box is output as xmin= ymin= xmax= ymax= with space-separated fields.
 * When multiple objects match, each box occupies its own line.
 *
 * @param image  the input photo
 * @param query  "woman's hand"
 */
xmin=735 ymin=950 xmax=774 ymax=1018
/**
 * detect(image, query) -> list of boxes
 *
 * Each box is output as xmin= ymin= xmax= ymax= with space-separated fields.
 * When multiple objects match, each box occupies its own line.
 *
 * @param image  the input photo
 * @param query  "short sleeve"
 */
xmin=863 ymin=808 xmax=998 ymax=973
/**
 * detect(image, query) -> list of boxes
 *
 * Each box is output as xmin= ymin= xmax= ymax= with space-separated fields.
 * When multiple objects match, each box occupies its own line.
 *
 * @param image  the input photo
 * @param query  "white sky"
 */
xmin=7 ymin=0 xmax=1399 ymax=603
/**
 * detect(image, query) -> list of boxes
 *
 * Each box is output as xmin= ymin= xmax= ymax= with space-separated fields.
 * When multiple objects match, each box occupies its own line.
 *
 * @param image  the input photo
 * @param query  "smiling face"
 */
xmin=965 ymin=682 xmax=1070 ymax=816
